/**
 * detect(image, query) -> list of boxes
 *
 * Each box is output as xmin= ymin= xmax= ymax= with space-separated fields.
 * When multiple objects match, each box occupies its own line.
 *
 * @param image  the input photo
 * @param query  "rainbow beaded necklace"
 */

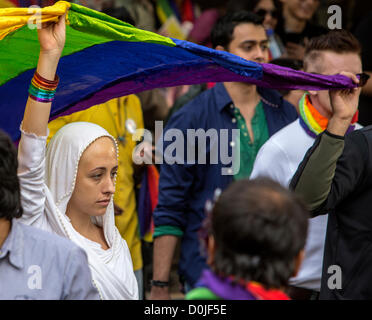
xmin=299 ymin=93 xmax=358 ymax=138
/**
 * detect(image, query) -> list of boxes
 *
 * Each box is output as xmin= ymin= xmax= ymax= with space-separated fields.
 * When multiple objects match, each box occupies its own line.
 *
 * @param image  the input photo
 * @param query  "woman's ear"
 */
xmin=206 ymin=235 xmax=216 ymax=267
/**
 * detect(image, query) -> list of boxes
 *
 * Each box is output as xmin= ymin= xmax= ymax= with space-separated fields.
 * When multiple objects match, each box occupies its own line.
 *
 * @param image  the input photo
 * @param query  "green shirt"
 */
xmin=233 ymin=101 xmax=269 ymax=180
xmin=154 ymin=101 xmax=269 ymax=238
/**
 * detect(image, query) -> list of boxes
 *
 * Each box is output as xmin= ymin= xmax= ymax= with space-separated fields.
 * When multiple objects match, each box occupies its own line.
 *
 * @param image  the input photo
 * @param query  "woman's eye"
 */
xmin=92 ymin=174 xmax=102 ymax=180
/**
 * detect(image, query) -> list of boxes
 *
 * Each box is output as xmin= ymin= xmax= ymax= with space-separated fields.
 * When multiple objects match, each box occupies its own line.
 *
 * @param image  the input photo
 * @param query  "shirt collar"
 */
xmin=213 ymin=83 xmax=234 ymax=113
xmin=0 ymin=219 xmax=24 ymax=269
xmin=213 ymin=83 xmax=281 ymax=113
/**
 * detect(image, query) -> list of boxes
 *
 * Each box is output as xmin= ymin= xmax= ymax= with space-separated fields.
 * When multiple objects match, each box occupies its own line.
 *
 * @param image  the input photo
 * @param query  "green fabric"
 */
xmin=186 ymin=287 xmax=221 ymax=300
xmin=157 ymin=0 xmax=174 ymax=18
xmin=153 ymin=225 xmax=184 ymax=238
xmin=67 ymin=3 xmax=174 ymax=45
xmin=0 ymin=2 xmax=175 ymax=86
xmin=293 ymin=132 xmax=344 ymax=212
xmin=233 ymin=101 xmax=269 ymax=180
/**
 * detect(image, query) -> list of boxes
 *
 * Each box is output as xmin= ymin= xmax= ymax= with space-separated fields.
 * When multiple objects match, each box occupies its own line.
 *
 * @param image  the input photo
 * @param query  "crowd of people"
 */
xmin=0 ymin=0 xmax=372 ymax=300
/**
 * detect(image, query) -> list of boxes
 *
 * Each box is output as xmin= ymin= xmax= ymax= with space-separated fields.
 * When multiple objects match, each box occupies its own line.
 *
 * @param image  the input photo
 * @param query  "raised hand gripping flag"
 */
xmin=0 ymin=1 xmax=358 ymax=141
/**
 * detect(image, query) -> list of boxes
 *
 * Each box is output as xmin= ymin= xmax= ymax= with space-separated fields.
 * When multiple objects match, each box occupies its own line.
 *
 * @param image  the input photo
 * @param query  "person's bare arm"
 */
xmin=149 ymin=235 xmax=179 ymax=300
xmin=17 ymin=15 xmax=66 ymax=226
xmin=22 ymin=14 xmax=66 ymax=137
xmin=327 ymin=72 xmax=361 ymax=136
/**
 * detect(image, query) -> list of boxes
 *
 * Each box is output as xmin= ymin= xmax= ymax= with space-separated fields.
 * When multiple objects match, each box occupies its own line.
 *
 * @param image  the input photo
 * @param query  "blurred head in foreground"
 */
xmin=203 ymin=177 xmax=309 ymax=289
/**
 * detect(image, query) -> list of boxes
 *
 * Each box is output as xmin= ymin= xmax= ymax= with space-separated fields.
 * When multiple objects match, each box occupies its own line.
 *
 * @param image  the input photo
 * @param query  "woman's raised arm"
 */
xmin=22 ymin=14 xmax=66 ymax=136
xmin=17 ymin=14 xmax=66 ymax=227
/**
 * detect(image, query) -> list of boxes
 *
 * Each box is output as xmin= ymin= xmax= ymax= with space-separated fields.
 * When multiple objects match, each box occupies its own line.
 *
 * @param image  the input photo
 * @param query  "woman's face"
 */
xmin=282 ymin=0 xmax=320 ymax=22
xmin=255 ymin=0 xmax=278 ymax=31
xmin=68 ymin=136 xmax=118 ymax=217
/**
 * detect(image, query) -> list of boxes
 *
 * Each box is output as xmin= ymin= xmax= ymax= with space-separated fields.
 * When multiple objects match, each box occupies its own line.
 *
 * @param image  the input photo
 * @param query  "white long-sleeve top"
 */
xmin=17 ymin=125 xmax=138 ymax=300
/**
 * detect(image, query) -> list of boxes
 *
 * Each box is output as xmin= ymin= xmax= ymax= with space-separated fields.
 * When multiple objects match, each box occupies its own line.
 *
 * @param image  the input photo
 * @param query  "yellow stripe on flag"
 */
xmin=0 ymin=0 xmax=70 ymax=40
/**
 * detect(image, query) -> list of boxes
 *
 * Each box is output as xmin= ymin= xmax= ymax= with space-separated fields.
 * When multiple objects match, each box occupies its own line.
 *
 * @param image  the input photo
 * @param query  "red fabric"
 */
xmin=147 ymin=165 xmax=159 ymax=234
xmin=148 ymin=165 xmax=159 ymax=211
xmin=351 ymin=110 xmax=359 ymax=124
xmin=247 ymin=282 xmax=291 ymax=300
xmin=182 ymin=0 xmax=194 ymax=22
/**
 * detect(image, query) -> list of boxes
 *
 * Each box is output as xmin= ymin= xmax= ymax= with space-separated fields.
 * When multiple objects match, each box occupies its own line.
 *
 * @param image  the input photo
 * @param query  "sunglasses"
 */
xmin=255 ymin=8 xmax=279 ymax=19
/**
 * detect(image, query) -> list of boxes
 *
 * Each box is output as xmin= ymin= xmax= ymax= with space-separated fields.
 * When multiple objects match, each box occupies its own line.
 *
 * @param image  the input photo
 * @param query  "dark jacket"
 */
xmin=291 ymin=128 xmax=372 ymax=299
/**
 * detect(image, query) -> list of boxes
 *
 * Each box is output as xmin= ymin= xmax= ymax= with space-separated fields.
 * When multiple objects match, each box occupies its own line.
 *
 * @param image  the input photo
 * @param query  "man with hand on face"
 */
xmin=251 ymin=30 xmax=363 ymax=300
xmin=288 ymin=35 xmax=372 ymax=299
xmin=150 ymin=11 xmax=298 ymax=299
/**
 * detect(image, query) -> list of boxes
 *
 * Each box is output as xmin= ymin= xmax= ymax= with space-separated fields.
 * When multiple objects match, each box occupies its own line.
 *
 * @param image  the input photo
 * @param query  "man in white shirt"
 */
xmin=250 ymin=30 xmax=363 ymax=299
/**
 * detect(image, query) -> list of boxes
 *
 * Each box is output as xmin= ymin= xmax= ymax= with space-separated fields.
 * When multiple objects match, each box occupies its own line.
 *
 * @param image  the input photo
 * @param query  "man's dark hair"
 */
xmin=0 ymin=130 xmax=23 ymax=221
xmin=304 ymin=29 xmax=361 ymax=71
xmin=209 ymin=178 xmax=308 ymax=289
xmin=211 ymin=11 xmax=264 ymax=49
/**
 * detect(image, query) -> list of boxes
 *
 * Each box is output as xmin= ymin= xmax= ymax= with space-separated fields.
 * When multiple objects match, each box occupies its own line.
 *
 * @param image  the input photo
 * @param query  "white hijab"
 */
xmin=44 ymin=122 xmax=138 ymax=300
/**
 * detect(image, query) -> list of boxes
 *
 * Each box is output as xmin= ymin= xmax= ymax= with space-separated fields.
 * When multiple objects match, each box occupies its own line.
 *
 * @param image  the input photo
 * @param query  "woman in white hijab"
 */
xmin=17 ymin=14 xmax=138 ymax=300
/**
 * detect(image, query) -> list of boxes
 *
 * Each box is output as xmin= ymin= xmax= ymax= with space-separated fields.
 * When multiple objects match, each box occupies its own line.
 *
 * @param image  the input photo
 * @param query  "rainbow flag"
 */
xmin=0 ymin=1 xmax=358 ymax=141
xmin=1 ymin=0 xmax=55 ymax=7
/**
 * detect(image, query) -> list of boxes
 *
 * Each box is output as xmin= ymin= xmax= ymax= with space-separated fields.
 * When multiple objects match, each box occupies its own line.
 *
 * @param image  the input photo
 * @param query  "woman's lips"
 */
xmin=97 ymin=199 xmax=110 ymax=206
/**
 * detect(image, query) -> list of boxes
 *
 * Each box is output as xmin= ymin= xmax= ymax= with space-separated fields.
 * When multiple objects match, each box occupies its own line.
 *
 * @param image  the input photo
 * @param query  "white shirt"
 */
xmin=251 ymin=119 xmax=326 ymax=290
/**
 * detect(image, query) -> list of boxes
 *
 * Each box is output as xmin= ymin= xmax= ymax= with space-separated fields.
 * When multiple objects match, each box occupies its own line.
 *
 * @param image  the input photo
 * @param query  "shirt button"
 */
xmin=227 ymin=168 xmax=233 ymax=175
xmin=230 ymin=104 xmax=234 ymax=109
xmin=230 ymin=141 xmax=235 ymax=147
xmin=232 ymin=118 xmax=236 ymax=123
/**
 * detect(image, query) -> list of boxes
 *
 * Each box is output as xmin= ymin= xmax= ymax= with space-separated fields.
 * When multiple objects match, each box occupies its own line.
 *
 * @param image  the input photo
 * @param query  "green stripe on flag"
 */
xmin=0 ymin=2 xmax=175 ymax=86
